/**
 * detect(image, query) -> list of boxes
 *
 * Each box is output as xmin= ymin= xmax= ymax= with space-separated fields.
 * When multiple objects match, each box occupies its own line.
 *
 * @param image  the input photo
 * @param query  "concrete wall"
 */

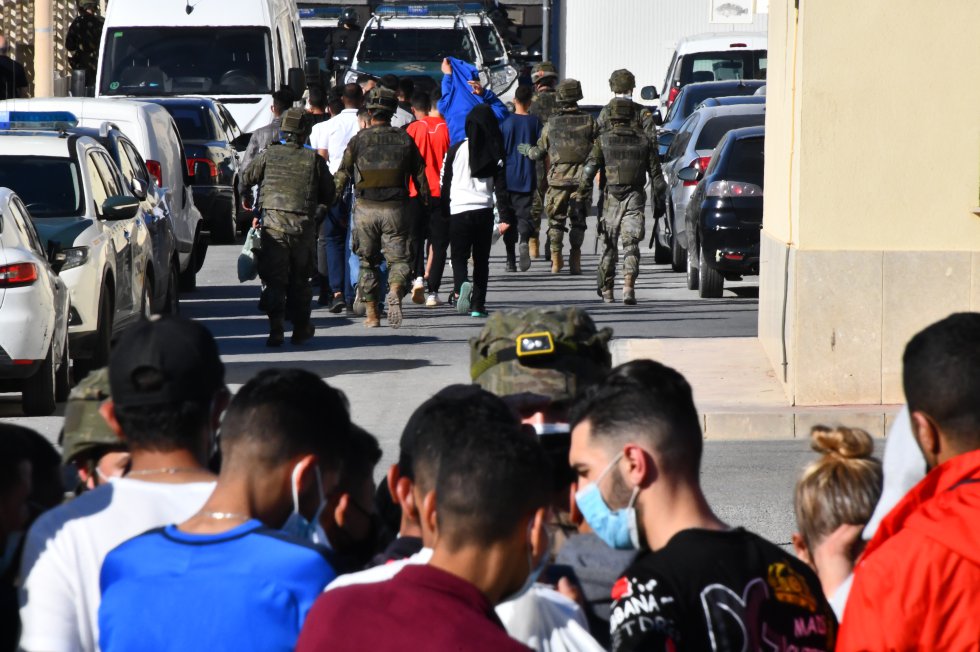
xmin=760 ymin=0 xmax=980 ymax=406
xmin=0 ymin=0 xmax=81 ymax=94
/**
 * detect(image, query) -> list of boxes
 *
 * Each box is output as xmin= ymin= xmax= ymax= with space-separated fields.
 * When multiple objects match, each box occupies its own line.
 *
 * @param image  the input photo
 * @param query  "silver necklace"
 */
xmin=126 ymin=467 xmax=200 ymax=477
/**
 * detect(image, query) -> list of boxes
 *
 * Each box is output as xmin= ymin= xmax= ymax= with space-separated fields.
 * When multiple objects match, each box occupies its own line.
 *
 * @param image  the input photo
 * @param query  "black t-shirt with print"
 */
xmin=609 ymin=528 xmax=837 ymax=652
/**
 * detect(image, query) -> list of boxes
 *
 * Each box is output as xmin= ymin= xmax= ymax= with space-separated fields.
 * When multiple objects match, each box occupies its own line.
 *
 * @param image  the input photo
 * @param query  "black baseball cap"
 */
xmin=109 ymin=316 xmax=225 ymax=407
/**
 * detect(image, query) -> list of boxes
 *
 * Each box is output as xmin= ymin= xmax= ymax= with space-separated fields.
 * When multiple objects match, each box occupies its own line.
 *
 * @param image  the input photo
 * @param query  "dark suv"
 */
xmin=683 ymin=126 xmax=764 ymax=298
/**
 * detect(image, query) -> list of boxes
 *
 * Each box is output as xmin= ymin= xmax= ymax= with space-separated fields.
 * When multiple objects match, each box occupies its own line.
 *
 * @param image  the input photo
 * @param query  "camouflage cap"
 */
xmin=60 ymin=367 xmax=123 ymax=464
xmin=365 ymin=86 xmax=398 ymax=113
xmin=609 ymin=69 xmax=636 ymax=93
xmin=531 ymin=61 xmax=558 ymax=84
xmin=470 ymin=307 xmax=613 ymax=404
xmin=608 ymin=97 xmax=634 ymax=122
xmin=556 ymin=78 xmax=583 ymax=104
xmin=279 ymin=108 xmax=306 ymax=134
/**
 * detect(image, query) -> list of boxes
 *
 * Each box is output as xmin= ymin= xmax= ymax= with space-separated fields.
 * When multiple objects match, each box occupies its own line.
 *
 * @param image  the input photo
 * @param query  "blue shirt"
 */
xmin=501 ymin=113 xmax=542 ymax=193
xmin=98 ymin=520 xmax=336 ymax=652
xmin=438 ymin=56 xmax=509 ymax=145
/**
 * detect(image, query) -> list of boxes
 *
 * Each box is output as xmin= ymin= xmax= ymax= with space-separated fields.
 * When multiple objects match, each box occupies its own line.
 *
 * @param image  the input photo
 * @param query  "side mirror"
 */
xmin=658 ymin=131 xmax=675 ymax=148
xmin=130 ymin=176 xmax=148 ymax=200
xmin=287 ymin=67 xmax=307 ymax=100
xmin=652 ymin=109 xmax=663 ymax=127
xmin=677 ymin=167 xmax=700 ymax=182
xmin=193 ymin=161 xmax=213 ymax=185
xmin=640 ymin=85 xmax=659 ymax=101
xmin=102 ymin=195 xmax=140 ymax=221
xmin=47 ymin=242 xmax=67 ymax=274
xmin=231 ymin=132 xmax=252 ymax=152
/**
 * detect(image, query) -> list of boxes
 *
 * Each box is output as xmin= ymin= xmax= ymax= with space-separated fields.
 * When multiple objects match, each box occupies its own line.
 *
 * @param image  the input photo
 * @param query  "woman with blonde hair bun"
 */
xmin=792 ymin=425 xmax=882 ymax=614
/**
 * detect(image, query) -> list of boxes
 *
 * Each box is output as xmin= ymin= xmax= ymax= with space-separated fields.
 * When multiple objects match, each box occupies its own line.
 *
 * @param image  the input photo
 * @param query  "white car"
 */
xmin=0 ymin=188 xmax=71 ymax=416
xmin=0 ymin=113 xmax=153 ymax=378
xmin=460 ymin=6 xmax=519 ymax=102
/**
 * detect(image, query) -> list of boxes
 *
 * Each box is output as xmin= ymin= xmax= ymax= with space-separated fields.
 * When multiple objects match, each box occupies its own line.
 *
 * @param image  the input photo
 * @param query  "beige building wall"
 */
xmin=760 ymin=0 xmax=980 ymax=406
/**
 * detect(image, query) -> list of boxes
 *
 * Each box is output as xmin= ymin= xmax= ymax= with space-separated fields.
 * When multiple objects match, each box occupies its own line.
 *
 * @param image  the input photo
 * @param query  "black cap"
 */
xmin=109 ymin=316 xmax=225 ymax=407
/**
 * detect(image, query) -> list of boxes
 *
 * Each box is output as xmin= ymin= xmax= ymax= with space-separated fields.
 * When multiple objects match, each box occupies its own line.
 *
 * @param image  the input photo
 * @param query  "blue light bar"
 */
xmin=0 ymin=111 xmax=79 ymax=131
xmin=376 ymin=3 xmax=462 ymax=17
xmin=298 ymin=6 xmax=345 ymax=19
xmin=458 ymin=2 xmax=486 ymax=13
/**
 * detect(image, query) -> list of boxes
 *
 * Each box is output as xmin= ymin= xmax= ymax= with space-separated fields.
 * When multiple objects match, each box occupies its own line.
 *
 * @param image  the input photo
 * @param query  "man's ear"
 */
xmin=791 ymin=533 xmax=813 ymax=568
xmin=386 ymin=464 xmax=400 ymax=502
xmin=396 ymin=477 xmax=416 ymax=519
xmin=529 ymin=506 xmax=550 ymax=562
xmin=911 ymin=410 xmax=941 ymax=467
xmin=333 ymin=493 xmax=351 ymax=529
xmin=622 ymin=444 xmax=655 ymax=487
xmin=99 ymin=400 xmax=127 ymax=442
xmin=568 ymin=481 xmax=584 ymax=527
xmin=421 ymin=490 xmax=438 ymax=537
xmin=211 ymin=388 xmax=231 ymax=431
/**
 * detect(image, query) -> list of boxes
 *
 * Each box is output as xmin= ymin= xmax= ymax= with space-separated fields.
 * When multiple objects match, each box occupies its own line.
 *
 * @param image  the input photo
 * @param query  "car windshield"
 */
xmin=161 ymin=105 xmax=215 ymax=141
xmin=358 ymin=27 xmax=476 ymax=62
xmin=723 ymin=136 xmax=765 ymax=186
xmin=100 ymin=27 xmax=272 ymax=96
xmin=0 ymin=156 xmax=84 ymax=218
xmin=695 ymin=114 xmax=765 ymax=150
xmin=303 ymin=26 xmax=333 ymax=57
xmin=471 ymin=25 xmax=505 ymax=61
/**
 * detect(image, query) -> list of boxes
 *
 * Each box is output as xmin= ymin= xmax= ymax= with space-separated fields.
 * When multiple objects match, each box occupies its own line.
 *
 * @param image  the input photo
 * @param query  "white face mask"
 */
xmin=281 ymin=462 xmax=326 ymax=542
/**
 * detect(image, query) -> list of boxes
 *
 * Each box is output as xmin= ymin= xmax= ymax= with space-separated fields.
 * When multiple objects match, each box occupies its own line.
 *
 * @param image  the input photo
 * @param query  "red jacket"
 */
xmin=407 ymin=116 xmax=450 ymax=198
xmin=838 ymin=448 xmax=980 ymax=651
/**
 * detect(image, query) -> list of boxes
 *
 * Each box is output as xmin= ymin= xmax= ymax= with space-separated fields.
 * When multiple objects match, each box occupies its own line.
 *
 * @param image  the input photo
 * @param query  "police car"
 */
xmin=0 ymin=111 xmax=155 ymax=378
xmin=0 ymin=187 xmax=71 ymax=416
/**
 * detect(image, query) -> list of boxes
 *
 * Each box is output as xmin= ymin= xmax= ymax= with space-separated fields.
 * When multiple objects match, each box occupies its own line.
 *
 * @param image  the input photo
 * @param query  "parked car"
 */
xmin=0 ymin=188 xmax=72 ymax=416
xmin=651 ymin=31 xmax=768 ymax=115
xmin=655 ymin=103 xmax=766 ymax=271
xmin=654 ymin=80 xmax=766 ymax=158
xmin=695 ymin=95 xmax=766 ymax=110
xmin=683 ymin=126 xmax=765 ymax=298
xmin=0 ymin=97 xmax=206 ymax=291
xmin=461 ymin=4 xmax=519 ymax=101
xmin=68 ymin=123 xmax=180 ymax=314
xmin=0 ymin=112 xmax=152 ymax=377
xmin=144 ymin=97 xmax=249 ymax=242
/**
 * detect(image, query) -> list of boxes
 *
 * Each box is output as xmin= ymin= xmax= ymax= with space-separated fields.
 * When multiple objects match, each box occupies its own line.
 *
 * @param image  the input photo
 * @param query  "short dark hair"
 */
xmin=272 ymin=89 xmax=294 ymax=115
xmin=570 ymin=360 xmax=704 ymax=478
xmin=398 ymin=77 xmax=415 ymax=99
xmin=436 ymin=411 xmax=552 ymax=550
xmin=308 ymin=86 xmax=326 ymax=110
xmin=0 ymin=424 xmax=33 ymax=495
xmin=0 ymin=424 xmax=63 ymax=512
xmin=335 ymin=425 xmax=382 ymax=495
xmin=114 ymin=400 xmax=211 ymax=452
xmin=515 ymin=84 xmax=534 ymax=107
xmin=220 ymin=369 xmax=351 ymax=470
xmin=430 ymin=85 xmax=442 ymax=103
xmin=410 ymin=91 xmax=431 ymax=114
xmin=328 ymin=98 xmax=344 ymax=116
xmin=356 ymin=73 xmax=374 ymax=85
xmin=342 ymin=82 xmax=363 ymax=104
xmin=380 ymin=74 xmax=399 ymax=91
xmin=903 ymin=312 xmax=980 ymax=447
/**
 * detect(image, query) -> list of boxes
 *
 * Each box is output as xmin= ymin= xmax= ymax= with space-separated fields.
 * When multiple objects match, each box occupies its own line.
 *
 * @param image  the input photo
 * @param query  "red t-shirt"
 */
xmin=296 ymin=564 xmax=532 ymax=652
xmin=407 ymin=116 xmax=450 ymax=198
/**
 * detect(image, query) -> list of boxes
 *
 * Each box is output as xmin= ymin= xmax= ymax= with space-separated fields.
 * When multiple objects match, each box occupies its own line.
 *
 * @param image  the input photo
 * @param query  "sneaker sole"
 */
xmin=411 ymin=285 xmax=425 ymax=305
xmin=386 ymin=291 xmax=403 ymax=328
xmin=457 ymin=282 xmax=472 ymax=315
xmin=519 ymin=247 xmax=531 ymax=272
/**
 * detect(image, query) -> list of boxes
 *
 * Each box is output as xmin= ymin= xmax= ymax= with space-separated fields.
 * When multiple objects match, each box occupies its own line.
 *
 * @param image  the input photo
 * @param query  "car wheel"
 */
xmin=74 ymin=290 xmax=112 ymax=380
xmin=652 ymin=219 xmax=671 ymax=264
xmin=22 ymin=342 xmax=56 ymax=416
xmin=698 ymin=243 xmax=724 ymax=298
xmin=55 ymin=335 xmax=71 ymax=402
xmin=179 ymin=231 xmax=199 ymax=292
xmin=211 ymin=198 xmax=237 ymax=245
xmin=686 ymin=241 xmax=699 ymax=291
xmin=670 ymin=234 xmax=686 ymax=272
xmin=163 ymin=260 xmax=180 ymax=314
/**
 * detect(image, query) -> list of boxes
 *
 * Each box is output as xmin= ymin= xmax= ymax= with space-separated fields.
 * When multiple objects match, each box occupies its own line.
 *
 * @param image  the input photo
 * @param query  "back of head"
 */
xmin=514 ymin=84 xmax=534 ymax=108
xmin=794 ymin=426 xmax=882 ymax=552
xmin=436 ymin=404 xmax=552 ymax=550
xmin=410 ymin=90 xmax=431 ymax=114
xmin=380 ymin=74 xmax=399 ymax=92
xmin=307 ymin=86 xmax=326 ymax=111
xmin=335 ymin=424 xmax=382 ymax=496
xmin=0 ymin=423 xmax=63 ymax=514
xmin=571 ymin=360 xmax=703 ymax=478
xmin=342 ymin=82 xmax=363 ymax=106
xmin=556 ymin=79 xmax=583 ymax=106
xmin=219 ymin=369 xmax=351 ymax=472
xmin=108 ymin=315 xmax=225 ymax=451
xmin=903 ymin=312 xmax=980 ymax=450
xmin=365 ymin=86 xmax=398 ymax=122
xmin=429 ymin=85 xmax=442 ymax=104
xmin=272 ymin=89 xmax=294 ymax=115
xmin=398 ymin=77 xmax=414 ymax=100
xmin=608 ymin=68 xmax=636 ymax=94
xmin=607 ymin=97 xmax=634 ymax=124
xmin=328 ymin=98 xmax=345 ymax=117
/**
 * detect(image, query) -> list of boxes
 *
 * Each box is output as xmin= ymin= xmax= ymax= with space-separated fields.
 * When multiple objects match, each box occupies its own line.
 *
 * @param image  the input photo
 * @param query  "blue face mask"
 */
xmin=574 ymin=452 xmax=640 ymax=550
xmin=281 ymin=462 xmax=326 ymax=542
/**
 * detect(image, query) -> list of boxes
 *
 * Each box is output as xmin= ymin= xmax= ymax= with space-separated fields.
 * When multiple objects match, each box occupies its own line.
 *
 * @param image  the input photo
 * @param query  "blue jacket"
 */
xmin=437 ymin=57 xmax=508 ymax=145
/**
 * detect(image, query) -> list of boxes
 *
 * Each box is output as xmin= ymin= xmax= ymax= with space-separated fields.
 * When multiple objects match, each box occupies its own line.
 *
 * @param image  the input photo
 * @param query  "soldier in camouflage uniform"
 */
xmin=526 ymin=62 xmax=559 ymax=260
xmin=241 ymin=108 xmax=335 ymax=346
xmin=578 ymin=98 xmax=665 ymax=306
xmin=59 ymin=368 xmax=129 ymax=495
xmin=334 ymin=87 xmax=429 ymax=329
xmin=597 ymin=69 xmax=658 ymax=139
xmin=522 ymin=79 xmax=598 ymax=275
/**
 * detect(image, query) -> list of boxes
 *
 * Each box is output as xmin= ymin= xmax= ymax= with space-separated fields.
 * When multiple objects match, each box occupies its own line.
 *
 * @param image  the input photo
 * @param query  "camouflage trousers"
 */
xmin=258 ymin=222 xmax=315 ymax=325
xmin=529 ymin=159 xmax=547 ymax=234
xmin=351 ymin=198 xmax=410 ymax=302
xmin=597 ymin=189 xmax=646 ymax=291
xmin=545 ymin=185 xmax=587 ymax=254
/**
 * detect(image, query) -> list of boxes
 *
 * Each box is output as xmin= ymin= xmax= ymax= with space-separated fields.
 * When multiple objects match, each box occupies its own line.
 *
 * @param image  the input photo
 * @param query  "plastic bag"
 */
xmin=237 ymin=226 xmax=262 ymax=283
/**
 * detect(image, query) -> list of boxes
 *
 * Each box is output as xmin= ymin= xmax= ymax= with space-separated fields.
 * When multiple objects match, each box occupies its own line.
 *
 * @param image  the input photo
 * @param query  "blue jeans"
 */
xmin=319 ymin=187 xmax=352 ymax=301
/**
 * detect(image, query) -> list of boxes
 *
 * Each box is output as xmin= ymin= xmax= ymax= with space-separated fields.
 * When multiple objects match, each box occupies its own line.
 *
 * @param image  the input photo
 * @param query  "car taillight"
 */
xmin=683 ymin=157 xmax=713 ymax=186
xmin=666 ymin=86 xmax=680 ymax=108
xmin=146 ymin=160 xmax=163 ymax=187
xmin=706 ymin=180 xmax=764 ymax=198
xmin=186 ymin=157 xmax=218 ymax=179
xmin=0 ymin=262 xmax=38 ymax=287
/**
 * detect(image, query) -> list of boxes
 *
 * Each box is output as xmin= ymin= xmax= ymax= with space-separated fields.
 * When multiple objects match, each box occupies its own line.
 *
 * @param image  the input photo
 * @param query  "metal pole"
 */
xmin=542 ymin=0 xmax=550 ymax=63
xmin=33 ymin=0 xmax=54 ymax=97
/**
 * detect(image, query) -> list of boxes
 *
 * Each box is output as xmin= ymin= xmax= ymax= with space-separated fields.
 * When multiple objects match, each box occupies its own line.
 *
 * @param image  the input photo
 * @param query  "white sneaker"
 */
xmin=411 ymin=277 xmax=425 ymax=304
xmin=425 ymin=292 xmax=441 ymax=307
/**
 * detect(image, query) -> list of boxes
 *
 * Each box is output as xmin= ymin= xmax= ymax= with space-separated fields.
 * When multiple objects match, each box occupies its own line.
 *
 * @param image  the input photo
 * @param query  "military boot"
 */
xmin=386 ymin=285 xmax=404 ymax=329
xmin=623 ymin=275 xmax=637 ymax=306
xmin=266 ymin=316 xmax=285 ymax=347
xmin=528 ymin=236 xmax=539 ymax=260
xmin=569 ymin=248 xmax=582 ymax=275
xmin=551 ymin=251 xmax=564 ymax=274
xmin=601 ymin=288 xmax=615 ymax=304
xmin=291 ymin=321 xmax=315 ymax=345
xmin=364 ymin=302 xmax=381 ymax=328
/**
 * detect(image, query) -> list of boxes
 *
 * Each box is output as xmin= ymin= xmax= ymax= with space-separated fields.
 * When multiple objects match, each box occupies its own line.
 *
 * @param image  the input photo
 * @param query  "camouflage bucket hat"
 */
xmin=279 ymin=108 xmax=306 ymax=134
xmin=60 ymin=367 xmax=122 ymax=464
xmin=609 ymin=69 xmax=636 ymax=93
xmin=470 ymin=307 xmax=613 ymax=404
xmin=556 ymin=79 xmax=583 ymax=103
xmin=531 ymin=61 xmax=558 ymax=84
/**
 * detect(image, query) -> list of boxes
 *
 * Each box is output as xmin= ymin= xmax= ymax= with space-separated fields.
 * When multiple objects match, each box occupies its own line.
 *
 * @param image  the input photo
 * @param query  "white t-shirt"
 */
xmin=18 ymin=478 xmax=216 ymax=652
xmin=390 ymin=106 xmax=416 ymax=129
xmin=309 ymin=108 xmax=361 ymax=174
xmin=444 ymin=140 xmax=497 ymax=216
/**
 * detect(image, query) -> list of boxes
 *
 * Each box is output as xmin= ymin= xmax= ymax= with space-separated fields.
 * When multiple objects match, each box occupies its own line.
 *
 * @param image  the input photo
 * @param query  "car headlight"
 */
xmin=61 ymin=246 xmax=89 ymax=272
xmin=490 ymin=65 xmax=518 ymax=91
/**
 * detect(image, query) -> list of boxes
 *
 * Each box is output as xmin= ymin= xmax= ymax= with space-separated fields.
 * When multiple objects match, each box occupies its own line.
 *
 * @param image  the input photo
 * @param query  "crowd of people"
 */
xmin=239 ymin=56 xmax=666 ymax=345
xmin=1 ymin=307 xmax=978 ymax=651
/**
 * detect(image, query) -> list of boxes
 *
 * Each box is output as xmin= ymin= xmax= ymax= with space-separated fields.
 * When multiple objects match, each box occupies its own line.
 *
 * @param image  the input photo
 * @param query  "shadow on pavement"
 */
xmin=223 ymin=357 xmax=434 ymax=385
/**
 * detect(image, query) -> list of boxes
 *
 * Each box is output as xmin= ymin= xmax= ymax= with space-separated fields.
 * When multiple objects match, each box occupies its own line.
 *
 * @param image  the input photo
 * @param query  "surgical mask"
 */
xmin=281 ymin=462 xmax=326 ymax=542
xmin=501 ymin=521 xmax=549 ymax=604
xmin=574 ymin=452 xmax=640 ymax=550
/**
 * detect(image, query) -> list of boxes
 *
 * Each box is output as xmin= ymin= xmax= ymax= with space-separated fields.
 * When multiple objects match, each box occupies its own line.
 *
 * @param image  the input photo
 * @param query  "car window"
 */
xmin=668 ymin=113 xmax=699 ymax=160
xmin=11 ymin=198 xmax=47 ymax=257
xmin=722 ymin=136 xmax=765 ymax=186
xmin=756 ymin=54 xmax=768 ymax=80
xmin=96 ymin=153 xmax=124 ymax=196
xmin=472 ymin=25 xmax=505 ymax=61
xmin=120 ymin=140 xmax=150 ymax=186
xmin=359 ymin=28 xmax=476 ymax=63
xmin=684 ymin=51 xmax=754 ymax=84
xmin=210 ymin=109 xmax=228 ymax=142
xmin=0 ymin=156 xmax=84 ymax=218
xmin=695 ymin=113 xmax=765 ymax=151
xmin=115 ymin=139 xmax=139 ymax=187
xmin=86 ymin=153 xmax=111 ymax=213
xmin=163 ymin=105 xmax=216 ymax=141
xmin=663 ymin=52 xmax=677 ymax=91
xmin=221 ymin=105 xmax=243 ymax=140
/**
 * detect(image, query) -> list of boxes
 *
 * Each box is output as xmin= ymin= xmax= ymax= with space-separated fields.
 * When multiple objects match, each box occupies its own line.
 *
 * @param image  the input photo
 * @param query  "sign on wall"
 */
xmin=710 ymin=0 xmax=755 ymax=23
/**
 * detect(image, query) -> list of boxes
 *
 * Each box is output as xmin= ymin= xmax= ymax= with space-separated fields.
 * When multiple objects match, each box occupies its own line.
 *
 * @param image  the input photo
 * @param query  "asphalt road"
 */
xmin=0 ymin=221 xmax=816 ymax=546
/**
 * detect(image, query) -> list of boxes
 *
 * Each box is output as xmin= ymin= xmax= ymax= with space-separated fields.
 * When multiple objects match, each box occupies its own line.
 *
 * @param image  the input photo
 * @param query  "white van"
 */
xmin=95 ymin=0 xmax=307 ymax=133
xmin=0 ymin=97 xmax=204 ymax=288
